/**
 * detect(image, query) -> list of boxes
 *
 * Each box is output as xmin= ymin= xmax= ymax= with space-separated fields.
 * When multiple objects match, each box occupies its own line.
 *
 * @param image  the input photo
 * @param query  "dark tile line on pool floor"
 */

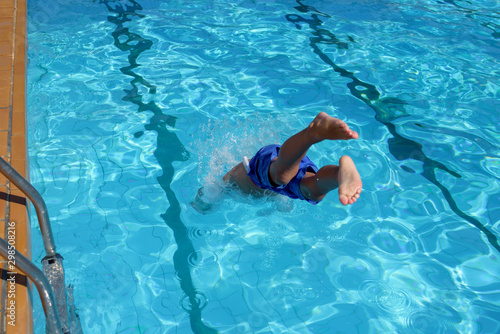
xmin=100 ymin=0 xmax=217 ymax=333
xmin=287 ymin=0 xmax=500 ymax=253
xmin=76 ymin=0 xmax=499 ymax=333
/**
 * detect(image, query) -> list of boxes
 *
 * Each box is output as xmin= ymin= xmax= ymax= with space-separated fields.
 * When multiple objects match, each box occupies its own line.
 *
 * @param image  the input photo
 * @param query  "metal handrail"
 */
xmin=0 ymin=157 xmax=56 ymax=257
xmin=0 ymin=238 xmax=63 ymax=334
xmin=0 ymin=156 xmax=69 ymax=333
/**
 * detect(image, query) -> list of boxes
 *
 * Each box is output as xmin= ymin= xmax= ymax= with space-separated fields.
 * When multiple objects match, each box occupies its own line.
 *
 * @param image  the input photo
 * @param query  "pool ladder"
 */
xmin=0 ymin=157 xmax=82 ymax=334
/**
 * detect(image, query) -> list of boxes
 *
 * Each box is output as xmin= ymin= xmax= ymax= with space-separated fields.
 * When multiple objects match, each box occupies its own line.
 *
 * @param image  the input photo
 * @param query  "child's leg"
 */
xmin=269 ymin=112 xmax=358 ymax=186
xmin=300 ymin=156 xmax=362 ymax=205
xmin=222 ymin=162 xmax=266 ymax=195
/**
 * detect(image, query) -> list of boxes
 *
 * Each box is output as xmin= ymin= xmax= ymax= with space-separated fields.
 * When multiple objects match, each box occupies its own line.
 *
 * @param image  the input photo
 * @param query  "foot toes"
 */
xmin=339 ymin=195 xmax=348 ymax=205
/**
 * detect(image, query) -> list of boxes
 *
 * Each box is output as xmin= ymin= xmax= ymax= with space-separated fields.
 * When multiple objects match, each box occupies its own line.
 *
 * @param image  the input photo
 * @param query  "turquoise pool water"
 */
xmin=27 ymin=0 xmax=499 ymax=333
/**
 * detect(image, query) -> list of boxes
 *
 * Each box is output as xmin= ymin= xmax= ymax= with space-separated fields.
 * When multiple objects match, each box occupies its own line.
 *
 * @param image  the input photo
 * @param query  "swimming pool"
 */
xmin=27 ymin=0 xmax=499 ymax=333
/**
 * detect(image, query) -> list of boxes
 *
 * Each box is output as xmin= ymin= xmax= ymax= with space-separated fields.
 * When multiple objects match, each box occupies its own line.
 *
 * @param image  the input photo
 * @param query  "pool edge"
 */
xmin=0 ymin=0 xmax=33 ymax=333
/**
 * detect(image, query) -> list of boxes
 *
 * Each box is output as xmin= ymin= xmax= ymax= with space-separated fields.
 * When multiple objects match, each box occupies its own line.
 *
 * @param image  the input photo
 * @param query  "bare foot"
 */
xmin=338 ymin=155 xmax=362 ymax=205
xmin=308 ymin=112 xmax=359 ymax=142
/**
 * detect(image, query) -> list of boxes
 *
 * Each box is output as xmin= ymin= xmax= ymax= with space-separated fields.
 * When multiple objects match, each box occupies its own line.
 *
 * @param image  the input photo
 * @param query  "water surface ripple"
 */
xmin=27 ymin=0 xmax=500 ymax=333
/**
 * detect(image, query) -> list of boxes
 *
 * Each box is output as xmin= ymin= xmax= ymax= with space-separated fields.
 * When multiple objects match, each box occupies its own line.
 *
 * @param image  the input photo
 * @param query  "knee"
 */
xmin=305 ymin=187 xmax=326 ymax=202
xmin=268 ymin=167 xmax=290 ymax=186
xmin=273 ymin=174 xmax=290 ymax=186
xmin=300 ymin=178 xmax=326 ymax=202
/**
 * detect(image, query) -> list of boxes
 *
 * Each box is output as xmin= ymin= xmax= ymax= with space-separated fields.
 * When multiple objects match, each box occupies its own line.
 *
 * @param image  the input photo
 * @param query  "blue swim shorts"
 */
xmin=246 ymin=144 xmax=320 ymax=204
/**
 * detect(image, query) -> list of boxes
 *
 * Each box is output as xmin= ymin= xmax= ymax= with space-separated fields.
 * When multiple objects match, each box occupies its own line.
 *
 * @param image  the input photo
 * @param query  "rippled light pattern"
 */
xmin=27 ymin=0 xmax=499 ymax=333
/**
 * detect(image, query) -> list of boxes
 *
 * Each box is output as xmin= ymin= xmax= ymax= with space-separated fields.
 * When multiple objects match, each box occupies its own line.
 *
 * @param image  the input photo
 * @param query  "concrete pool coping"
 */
xmin=0 ymin=0 xmax=33 ymax=332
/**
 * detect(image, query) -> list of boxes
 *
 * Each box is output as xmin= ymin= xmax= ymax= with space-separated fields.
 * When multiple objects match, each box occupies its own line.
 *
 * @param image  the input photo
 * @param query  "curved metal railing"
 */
xmin=0 ymin=156 xmax=69 ymax=333
xmin=0 ymin=157 xmax=56 ymax=257
xmin=0 ymin=238 xmax=63 ymax=334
